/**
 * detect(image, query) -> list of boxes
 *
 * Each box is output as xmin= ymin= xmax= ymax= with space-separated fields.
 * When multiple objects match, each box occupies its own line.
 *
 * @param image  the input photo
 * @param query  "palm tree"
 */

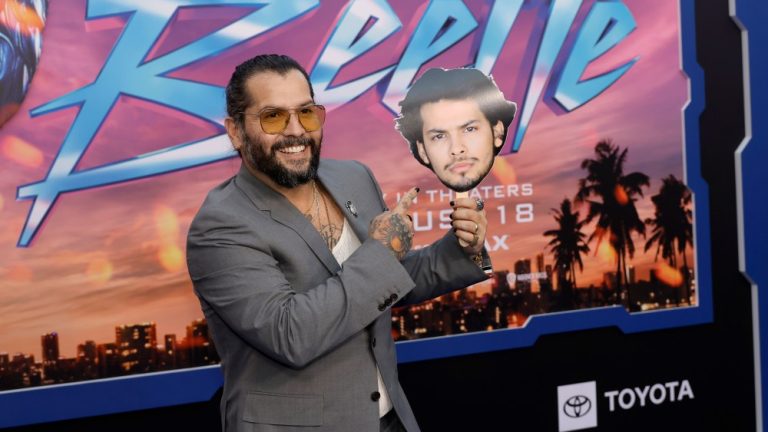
xmin=544 ymin=198 xmax=590 ymax=308
xmin=544 ymin=198 xmax=590 ymax=288
xmin=575 ymin=140 xmax=649 ymax=310
xmin=644 ymin=174 xmax=694 ymax=302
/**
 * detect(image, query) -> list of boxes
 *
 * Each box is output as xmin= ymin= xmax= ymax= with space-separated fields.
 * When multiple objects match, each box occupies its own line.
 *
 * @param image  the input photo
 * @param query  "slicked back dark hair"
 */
xmin=226 ymin=54 xmax=314 ymax=129
xmin=395 ymin=68 xmax=516 ymax=167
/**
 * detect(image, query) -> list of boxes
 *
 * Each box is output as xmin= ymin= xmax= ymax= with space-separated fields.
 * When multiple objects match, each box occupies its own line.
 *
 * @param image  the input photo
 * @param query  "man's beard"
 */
xmin=439 ymin=155 xmax=494 ymax=192
xmin=243 ymin=133 xmax=321 ymax=188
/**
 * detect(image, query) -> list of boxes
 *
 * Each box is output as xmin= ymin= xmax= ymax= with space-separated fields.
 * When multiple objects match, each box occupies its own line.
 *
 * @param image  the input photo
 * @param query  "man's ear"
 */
xmin=492 ymin=120 xmax=505 ymax=149
xmin=225 ymin=117 xmax=244 ymax=152
xmin=415 ymin=140 xmax=431 ymax=165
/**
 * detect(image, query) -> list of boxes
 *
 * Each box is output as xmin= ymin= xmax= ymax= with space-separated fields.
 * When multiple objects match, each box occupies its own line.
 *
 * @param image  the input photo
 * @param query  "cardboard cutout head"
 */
xmin=396 ymin=68 xmax=517 ymax=192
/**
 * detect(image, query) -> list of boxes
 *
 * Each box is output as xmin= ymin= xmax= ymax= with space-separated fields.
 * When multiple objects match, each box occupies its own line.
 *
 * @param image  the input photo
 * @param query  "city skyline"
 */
xmin=0 ymin=315 xmax=210 ymax=368
xmin=0 ymin=318 xmax=218 ymax=391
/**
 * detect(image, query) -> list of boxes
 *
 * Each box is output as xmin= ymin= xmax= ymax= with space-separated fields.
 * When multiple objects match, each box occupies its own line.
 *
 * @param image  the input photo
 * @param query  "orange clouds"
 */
xmin=2 ymin=135 xmax=44 ymax=168
xmin=6 ymin=263 xmax=33 ymax=283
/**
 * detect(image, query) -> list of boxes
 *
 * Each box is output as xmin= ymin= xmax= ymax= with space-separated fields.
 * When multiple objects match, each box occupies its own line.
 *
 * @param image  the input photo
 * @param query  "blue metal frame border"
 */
xmin=0 ymin=0 xmax=712 ymax=427
xmin=0 ymin=366 xmax=223 ymax=428
xmin=732 ymin=0 xmax=766 ymax=429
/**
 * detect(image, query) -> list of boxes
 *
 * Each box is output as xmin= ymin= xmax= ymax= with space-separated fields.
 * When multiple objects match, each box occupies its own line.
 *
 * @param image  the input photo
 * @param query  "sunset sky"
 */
xmin=0 ymin=0 xmax=695 ymax=362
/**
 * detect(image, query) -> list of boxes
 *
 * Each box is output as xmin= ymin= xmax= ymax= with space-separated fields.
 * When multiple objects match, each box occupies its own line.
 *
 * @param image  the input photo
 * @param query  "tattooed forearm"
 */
xmin=369 ymin=214 xmax=413 ymax=260
xmin=387 ymin=214 xmax=412 ymax=260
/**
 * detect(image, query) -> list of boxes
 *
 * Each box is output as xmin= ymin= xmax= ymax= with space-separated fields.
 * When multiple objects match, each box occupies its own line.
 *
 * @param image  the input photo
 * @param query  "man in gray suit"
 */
xmin=186 ymin=54 xmax=491 ymax=432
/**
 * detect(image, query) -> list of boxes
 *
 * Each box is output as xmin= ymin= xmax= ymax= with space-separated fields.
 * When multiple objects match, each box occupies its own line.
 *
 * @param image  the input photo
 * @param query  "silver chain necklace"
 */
xmin=318 ymin=182 xmax=335 ymax=246
xmin=303 ymin=181 xmax=319 ymax=221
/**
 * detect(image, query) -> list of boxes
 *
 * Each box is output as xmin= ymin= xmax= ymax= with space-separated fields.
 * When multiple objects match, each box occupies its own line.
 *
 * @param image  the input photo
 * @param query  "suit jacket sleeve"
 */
xmin=357 ymin=163 xmax=490 ymax=307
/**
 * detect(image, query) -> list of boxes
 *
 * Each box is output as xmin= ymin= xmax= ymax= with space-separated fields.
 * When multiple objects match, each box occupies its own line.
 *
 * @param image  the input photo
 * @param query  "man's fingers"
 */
xmin=450 ymin=202 xmax=487 ymax=252
xmin=393 ymin=187 xmax=419 ymax=213
xmin=452 ymin=220 xmax=480 ymax=234
xmin=450 ymin=207 xmax=484 ymax=223
xmin=453 ymin=228 xmax=478 ymax=246
xmin=451 ymin=197 xmax=482 ymax=210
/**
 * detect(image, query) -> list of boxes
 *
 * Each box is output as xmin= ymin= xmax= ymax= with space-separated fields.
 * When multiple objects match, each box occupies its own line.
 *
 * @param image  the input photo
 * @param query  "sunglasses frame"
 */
xmin=241 ymin=104 xmax=326 ymax=135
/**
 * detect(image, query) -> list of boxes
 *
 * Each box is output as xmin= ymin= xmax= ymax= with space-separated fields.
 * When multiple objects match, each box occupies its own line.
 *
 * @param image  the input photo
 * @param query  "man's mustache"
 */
xmin=444 ymin=157 xmax=479 ymax=171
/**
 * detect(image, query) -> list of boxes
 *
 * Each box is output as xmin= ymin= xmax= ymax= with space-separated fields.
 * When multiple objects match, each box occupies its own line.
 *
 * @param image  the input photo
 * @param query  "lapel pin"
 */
xmin=345 ymin=200 xmax=358 ymax=217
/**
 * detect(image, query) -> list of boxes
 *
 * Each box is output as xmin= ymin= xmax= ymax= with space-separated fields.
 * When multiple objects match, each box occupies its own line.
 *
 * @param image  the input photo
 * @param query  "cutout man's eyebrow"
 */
xmin=427 ymin=119 xmax=480 ymax=135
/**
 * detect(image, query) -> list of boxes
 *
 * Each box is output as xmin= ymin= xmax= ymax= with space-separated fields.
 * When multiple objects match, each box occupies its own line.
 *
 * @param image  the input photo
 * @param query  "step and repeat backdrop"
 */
xmin=0 ymin=0 xmax=762 ymax=430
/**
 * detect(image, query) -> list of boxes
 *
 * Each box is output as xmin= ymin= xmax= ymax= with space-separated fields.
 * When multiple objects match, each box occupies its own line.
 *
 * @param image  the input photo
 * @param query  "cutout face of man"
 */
xmin=396 ymin=67 xmax=516 ymax=193
xmin=416 ymin=98 xmax=505 ymax=192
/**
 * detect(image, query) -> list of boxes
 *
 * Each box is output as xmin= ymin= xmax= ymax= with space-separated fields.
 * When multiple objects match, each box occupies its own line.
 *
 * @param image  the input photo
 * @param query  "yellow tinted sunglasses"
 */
xmin=243 ymin=104 xmax=326 ymax=135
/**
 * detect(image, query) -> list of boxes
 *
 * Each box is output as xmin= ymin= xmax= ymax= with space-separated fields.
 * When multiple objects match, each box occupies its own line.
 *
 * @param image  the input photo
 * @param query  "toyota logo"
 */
xmin=563 ymin=395 xmax=592 ymax=418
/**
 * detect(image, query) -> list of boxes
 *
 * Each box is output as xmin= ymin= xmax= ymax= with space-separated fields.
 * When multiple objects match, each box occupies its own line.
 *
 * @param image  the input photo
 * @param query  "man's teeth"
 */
xmin=279 ymin=145 xmax=306 ymax=154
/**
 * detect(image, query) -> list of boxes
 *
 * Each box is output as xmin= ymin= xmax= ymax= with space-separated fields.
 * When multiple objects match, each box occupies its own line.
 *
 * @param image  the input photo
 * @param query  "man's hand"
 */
xmin=369 ymin=187 xmax=418 ymax=260
xmin=451 ymin=197 xmax=487 ymax=255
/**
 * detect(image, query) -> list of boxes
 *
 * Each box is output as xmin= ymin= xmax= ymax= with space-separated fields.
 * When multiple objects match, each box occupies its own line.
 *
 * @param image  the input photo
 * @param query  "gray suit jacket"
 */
xmin=187 ymin=160 xmax=488 ymax=432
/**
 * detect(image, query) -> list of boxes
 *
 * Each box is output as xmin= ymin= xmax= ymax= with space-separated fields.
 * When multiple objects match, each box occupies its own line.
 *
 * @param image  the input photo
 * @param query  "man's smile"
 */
xmin=277 ymin=144 xmax=307 ymax=154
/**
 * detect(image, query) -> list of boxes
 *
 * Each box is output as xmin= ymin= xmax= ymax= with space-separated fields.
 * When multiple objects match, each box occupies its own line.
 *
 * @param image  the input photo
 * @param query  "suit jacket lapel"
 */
xmin=234 ymin=164 xmax=341 ymax=274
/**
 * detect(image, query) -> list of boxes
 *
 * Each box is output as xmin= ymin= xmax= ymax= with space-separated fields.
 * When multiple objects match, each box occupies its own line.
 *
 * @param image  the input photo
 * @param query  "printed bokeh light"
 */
xmin=2 ymin=135 xmax=43 ymax=167
xmin=655 ymin=262 xmax=684 ymax=287
xmin=158 ymin=244 xmax=184 ymax=272
xmin=154 ymin=205 xmax=184 ymax=272
xmin=490 ymin=155 xmax=517 ymax=185
xmin=86 ymin=257 xmax=113 ymax=284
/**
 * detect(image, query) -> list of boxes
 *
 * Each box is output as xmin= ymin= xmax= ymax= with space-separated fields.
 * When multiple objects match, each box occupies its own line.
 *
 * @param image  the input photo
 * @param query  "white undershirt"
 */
xmin=332 ymin=218 xmax=394 ymax=418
